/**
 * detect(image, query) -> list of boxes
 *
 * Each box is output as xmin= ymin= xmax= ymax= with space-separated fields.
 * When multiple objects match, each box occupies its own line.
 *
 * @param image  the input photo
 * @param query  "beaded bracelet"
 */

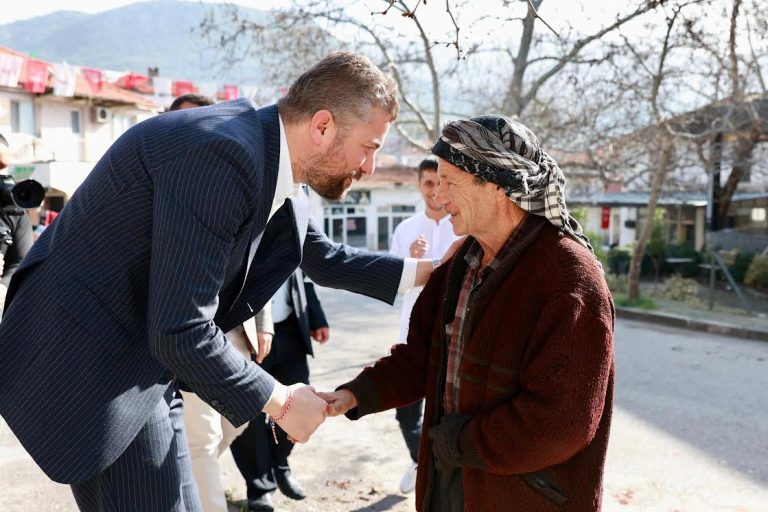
xmin=269 ymin=386 xmax=294 ymax=444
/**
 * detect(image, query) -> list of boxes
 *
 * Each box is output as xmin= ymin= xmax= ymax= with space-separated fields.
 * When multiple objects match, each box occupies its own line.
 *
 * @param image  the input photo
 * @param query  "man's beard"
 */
xmin=301 ymin=135 xmax=356 ymax=200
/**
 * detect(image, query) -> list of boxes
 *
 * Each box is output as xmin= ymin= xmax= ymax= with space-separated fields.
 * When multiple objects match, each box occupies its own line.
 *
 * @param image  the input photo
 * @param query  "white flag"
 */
xmin=197 ymin=82 xmax=217 ymax=99
xmin=152 ymin=76 xmax=173 ymax=96
xmin=0 ymin=54 xmax=24 ymax=88
xmin=53 ymin=62 xmax=77 ymax=97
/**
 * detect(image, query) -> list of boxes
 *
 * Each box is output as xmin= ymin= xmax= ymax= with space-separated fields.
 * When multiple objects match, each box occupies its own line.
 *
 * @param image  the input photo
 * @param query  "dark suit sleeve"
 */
xmin=303 ymin=281 xmax=328 ymax=329
xmin=300 ymin=215 xmax=404 ymax=305
xmin=146 ymin=138 xmax=274 ymax=427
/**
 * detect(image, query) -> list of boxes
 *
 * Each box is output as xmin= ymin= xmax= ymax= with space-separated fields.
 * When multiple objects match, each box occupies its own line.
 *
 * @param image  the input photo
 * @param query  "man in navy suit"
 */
xmin=0 ymin=52 xmax=441 ymax=511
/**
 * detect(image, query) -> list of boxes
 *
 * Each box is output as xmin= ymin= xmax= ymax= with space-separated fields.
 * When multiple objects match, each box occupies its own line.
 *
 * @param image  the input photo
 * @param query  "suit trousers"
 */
xmin=70 ymin=385 xmax=201 ymax=512
xmin=230 ymin=316 xmax=309 ymax=500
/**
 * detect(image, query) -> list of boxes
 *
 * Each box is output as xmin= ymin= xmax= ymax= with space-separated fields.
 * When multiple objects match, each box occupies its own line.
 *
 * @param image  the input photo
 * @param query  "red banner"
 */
xmin=23 ymin=59 xmax=48 ymax=93
xmin=222 ymin=84 xmax=239 ymax=100
xmin=81 ymin=67 xmax=104 ymax=93
xmin=601 ymin=207 xmax=611 ymax=229
xmin=116 ymin=72 xmax=149 ymax=90
xmin=172 ymin=80 xmax=197 ymax=97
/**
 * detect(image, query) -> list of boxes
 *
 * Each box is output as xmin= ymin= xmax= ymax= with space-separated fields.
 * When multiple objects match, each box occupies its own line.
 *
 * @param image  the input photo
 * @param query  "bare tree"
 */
xmin=198 ymin=0 xmax=665 ymax=154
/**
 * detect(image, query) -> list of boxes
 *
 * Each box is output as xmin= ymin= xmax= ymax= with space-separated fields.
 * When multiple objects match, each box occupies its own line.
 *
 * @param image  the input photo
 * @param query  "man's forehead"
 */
xmin=437 ymin=159 xmax=466 ymax=178
xmin=420 ymin=169 xmax=438 ymax=181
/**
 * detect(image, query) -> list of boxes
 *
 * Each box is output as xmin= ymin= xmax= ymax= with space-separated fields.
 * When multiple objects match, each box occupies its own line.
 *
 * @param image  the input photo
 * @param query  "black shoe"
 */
xmin=275 ymin=467 xmax=307 ymax=500
xmin=247 ymin=493 xmax=274 ymax=512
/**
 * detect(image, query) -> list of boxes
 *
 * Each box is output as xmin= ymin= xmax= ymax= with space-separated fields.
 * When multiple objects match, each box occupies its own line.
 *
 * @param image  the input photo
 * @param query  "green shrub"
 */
xmin=607 ymin=246 xmax=632 ymax=275
xmin=661 ymin=243 xmax=702 ymax=278
xmin=584 ymin=231 xmax=608 ymax=269
xmin=605 ymin=273 xmax=627 ymax=293
xmin=730 ymin=252 xmax=755 ymax=284
xmin=744 ymin=255 xmax=768 ymax=290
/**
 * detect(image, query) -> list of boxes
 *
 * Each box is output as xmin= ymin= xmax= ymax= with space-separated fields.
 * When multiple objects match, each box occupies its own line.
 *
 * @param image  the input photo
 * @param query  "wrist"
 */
xmin=263 ymin=382 xmax=288 ymax=417
xmin=431 ymin=257 xmax=442 ymax=270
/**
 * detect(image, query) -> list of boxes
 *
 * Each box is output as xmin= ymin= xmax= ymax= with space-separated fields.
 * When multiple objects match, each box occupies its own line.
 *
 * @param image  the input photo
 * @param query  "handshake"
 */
xmin=261 ymin=382 xmax=358 ymax=443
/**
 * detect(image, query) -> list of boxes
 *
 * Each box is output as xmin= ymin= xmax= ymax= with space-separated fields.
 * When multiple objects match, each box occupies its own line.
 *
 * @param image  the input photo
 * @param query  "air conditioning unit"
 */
xmin=92 ymin=106 xmax=112 ymax=124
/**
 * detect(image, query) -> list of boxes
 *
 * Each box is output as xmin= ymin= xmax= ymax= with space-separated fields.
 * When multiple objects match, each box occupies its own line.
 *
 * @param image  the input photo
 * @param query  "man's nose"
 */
xmin=360 ymin=154 xmax=376 ymax=176
xmin=435 ymin=181 xmax=448 ymax=205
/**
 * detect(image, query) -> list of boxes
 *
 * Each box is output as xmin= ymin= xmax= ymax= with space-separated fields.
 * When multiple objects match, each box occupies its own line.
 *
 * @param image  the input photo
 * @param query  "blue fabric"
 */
xmin=71 ymin=387 xmax=200 ymax=511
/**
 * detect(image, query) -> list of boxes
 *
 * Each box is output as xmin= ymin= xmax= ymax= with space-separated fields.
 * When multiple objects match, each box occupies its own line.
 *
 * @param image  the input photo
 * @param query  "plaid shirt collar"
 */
xmin=443 ymin=214 xmax=530 ymax=413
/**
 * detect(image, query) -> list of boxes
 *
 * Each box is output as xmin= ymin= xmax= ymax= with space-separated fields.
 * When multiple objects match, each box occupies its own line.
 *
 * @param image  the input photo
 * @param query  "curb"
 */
xmin=615 ymin=307 xmax=768 ymax=342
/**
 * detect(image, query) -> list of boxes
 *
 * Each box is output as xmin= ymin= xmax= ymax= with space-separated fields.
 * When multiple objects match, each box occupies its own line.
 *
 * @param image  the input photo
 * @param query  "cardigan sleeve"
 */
xmin=338 ymin=261 xmax=449 ymax=418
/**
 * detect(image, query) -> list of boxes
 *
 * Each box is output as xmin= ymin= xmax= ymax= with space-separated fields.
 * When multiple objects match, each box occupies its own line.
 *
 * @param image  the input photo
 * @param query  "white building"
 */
xmin=1 ymin=46 xmax=159 ymax=207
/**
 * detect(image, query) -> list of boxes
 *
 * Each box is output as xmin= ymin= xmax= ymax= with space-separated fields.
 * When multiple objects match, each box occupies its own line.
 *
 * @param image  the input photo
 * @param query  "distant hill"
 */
xmin=0 ymin=0 xmax=270 ymax=84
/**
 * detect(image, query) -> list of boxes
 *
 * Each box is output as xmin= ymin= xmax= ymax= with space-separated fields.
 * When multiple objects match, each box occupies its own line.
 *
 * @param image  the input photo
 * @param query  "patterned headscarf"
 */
xmin=431 ymin=115 xmax=593 ymax=253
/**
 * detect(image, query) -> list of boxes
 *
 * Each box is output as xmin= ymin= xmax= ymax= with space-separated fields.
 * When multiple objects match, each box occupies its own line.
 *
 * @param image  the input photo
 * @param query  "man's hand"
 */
xmin=317 ymin=389 xmax=358 ymax=417
xmin=409 ymin=235 xmax=429 ymax=258
xmin=311 ymin=327 xmax=330 ymax=344
xmin=263 ymin=383 xmax=327 ymax=443
xmin=253 ymin=332 xmax=273 ymax=364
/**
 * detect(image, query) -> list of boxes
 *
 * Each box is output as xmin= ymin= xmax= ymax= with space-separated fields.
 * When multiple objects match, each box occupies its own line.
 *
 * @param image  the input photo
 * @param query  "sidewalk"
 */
xmin=616 ymin=301 xmax=768 ymax=342
xmin=615 ymin=283 xmax=768 ymax=342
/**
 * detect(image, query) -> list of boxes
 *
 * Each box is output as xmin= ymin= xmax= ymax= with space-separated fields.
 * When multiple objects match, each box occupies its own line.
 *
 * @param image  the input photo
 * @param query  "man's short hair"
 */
xmin=169 ymin=94 xmax=215 ymax=112
xmin=278 ymin=52 xmax=399 ymax=129
xmin=417 ymin=158 xmax=438 ymax=181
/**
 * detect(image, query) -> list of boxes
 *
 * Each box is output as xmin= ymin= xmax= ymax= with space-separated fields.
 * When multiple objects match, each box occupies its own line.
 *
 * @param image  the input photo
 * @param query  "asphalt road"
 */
xmin=1 ymin=287 xmax=767 ymax=511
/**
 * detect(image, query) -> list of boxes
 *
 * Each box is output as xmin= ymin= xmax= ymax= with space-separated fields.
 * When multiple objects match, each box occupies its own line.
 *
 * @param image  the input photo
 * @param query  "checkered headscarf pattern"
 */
xmin=431 ymin=115 xmax=593 ymax=252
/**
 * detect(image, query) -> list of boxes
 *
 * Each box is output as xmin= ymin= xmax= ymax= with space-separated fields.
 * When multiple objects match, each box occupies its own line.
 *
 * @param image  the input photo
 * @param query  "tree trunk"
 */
xmin=627 ymin=138 xmax=674 ymax=302
xmin=717 ymin=129 xmax=757 ymax=228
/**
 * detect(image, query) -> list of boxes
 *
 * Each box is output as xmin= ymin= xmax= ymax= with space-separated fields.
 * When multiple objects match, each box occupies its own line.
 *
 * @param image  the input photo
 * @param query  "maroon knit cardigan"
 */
xmin=343 ymin=221 xmax=615 ymax=511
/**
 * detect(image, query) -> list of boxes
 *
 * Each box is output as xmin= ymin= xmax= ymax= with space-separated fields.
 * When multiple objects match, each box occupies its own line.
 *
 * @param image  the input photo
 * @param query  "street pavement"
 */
xmin=1 ymin=287 xmax=767 ymax=511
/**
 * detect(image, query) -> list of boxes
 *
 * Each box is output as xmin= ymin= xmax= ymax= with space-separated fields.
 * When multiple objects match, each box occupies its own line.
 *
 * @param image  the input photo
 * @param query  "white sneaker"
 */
xmin=398 ymin=461 xmax=418 ymax=494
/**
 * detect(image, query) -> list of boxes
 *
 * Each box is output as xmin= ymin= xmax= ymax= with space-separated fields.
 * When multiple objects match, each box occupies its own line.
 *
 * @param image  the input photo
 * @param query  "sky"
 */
xmin=1 ymin=0 xmax=638 ymax=33
xmin=0 ymin=0 xmax=294 ymax=24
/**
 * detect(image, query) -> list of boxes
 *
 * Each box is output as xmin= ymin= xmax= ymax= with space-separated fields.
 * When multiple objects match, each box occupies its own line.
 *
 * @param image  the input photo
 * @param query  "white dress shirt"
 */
xmin=390 ymin=212 xmax=458 ymax=343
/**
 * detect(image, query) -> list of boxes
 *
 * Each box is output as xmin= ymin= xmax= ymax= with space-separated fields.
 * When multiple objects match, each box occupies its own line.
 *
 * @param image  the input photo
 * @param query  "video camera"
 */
xmin=0 ymin=175 xmax=45 ymax=214
xmin=0 ymin=175 xmax=45 ymax=254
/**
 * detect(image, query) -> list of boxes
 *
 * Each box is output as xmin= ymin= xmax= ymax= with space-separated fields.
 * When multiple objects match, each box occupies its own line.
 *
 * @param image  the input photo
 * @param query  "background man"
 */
xmin=388 ymin=158 xmax=458 ymax=494
xmin=230 ymin=267 xmax=329 ymax=511
xmin=322 ymin=115 xmax=615 ymax=512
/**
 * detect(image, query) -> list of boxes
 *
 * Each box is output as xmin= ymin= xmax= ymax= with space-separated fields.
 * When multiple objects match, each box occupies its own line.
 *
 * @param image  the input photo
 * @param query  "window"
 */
xmin=323 ymin=204 xmax=369 ymax=247
xmin=10 ymin=100 xmax=37 ymax=135
xmin=70 ymin=111 xmax=81 ymax=134
xmin=376 ymin=204 xmax=416 ymax=250
xmin=113 ymin=114 xmax=136 ymax=138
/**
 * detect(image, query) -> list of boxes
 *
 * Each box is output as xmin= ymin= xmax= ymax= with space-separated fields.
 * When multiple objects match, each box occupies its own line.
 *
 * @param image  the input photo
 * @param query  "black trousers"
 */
xmin=230 ymin=316 xmax=310 ymax=499
xmin=395 ymin=399 xmax=423 ymax=463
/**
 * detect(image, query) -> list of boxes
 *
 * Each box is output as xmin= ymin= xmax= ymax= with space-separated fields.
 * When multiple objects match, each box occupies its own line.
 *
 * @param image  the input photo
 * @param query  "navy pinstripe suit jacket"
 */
xmin=0 ymin=100 xmax=403 ymax=484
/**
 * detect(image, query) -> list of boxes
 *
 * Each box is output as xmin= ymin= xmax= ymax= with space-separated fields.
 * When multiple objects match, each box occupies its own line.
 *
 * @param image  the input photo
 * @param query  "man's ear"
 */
xmin=309 ymin=110 xmax=337 ymax=147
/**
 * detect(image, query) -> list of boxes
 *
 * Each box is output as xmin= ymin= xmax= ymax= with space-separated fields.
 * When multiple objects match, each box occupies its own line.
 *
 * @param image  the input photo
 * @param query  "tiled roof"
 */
xmin=0 ymin=45 xmax=158 ymax=110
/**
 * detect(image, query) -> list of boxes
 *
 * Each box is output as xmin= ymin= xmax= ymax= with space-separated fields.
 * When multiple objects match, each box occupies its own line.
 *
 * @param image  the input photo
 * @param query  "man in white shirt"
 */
xmin=389 ymin=158 xmax=459 ymax=494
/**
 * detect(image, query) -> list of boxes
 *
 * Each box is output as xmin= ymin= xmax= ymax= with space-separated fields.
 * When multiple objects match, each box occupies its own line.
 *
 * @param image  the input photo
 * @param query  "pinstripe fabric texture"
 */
xmin=71 ymin=387 xmax=201 ymax=511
